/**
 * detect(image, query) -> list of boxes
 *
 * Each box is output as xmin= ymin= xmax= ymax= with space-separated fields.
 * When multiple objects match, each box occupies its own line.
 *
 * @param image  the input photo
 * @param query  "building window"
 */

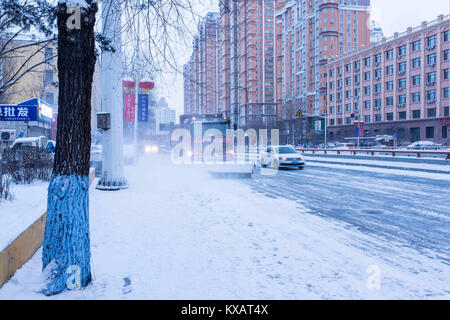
xmin=443 ymin=126 xmax=448 ymax=139
xmin=374 ymin=83 xmax=381 ymax=93
xmin=364 ymin=86 xmax=371 ymax=95
xmin=346 ymin=77 xmax=351 ymax=86
xmin=346 ymin=117 xmax=352 ymax=124
xmin=45 ymin=48 xmax=53 ymax=60
xmin=375 ymin=53 xmax=382 ymax=64
xmin=338 ymin=118 xmax=343 ymax=125
xmin=365 ymin=57 xmax=371 ymax=67
xmin=444 ymin=49 xmax=450 ymax=61
xmin=427 ymin=34 xmax=436 ymax=48
xmin=399 ymin=94 xmax=407 ymax=104
xmin=345 ymin=103 xmax=351 ymax=112
xmin=412 ymin=57 xmax=421 ymax=68
xmin=427 ymin=53 xmax=437 ymax=66
xmin=375 ymin=69 xmax=381 ymax=79
xmin=44 ymin=69 xmax=53 ymax=85
xmin=386 ymin=65 xmax=393 ymax=75
xmin=427 ymin=71 xmax=437 ymax=84
xmin=386 ymin=49 xmax=394 ymax=60
xmin=427 ymin=90 xmax=436 ymax=102
xmin=386 ymin=96 xmax=393 ymax=106
xmin=399 ymin=111 xmax=407 ymax=120
xmin=398 ymin=61 xmax=407 ymax=72
xmin=386 ymin=81 xmax=394 ymax=91
xmin=444 ymin=68 xmax=450 ymax=80
xmin=427 ymin=108 xmax=436 ymax=118
xmin=354 ymin=60 xmax=361 ymax=71
xmin=364 ymin=100 xmax=371 ymax=109
xmin=364 ymin=71 xmax=371 ymax=81
xmin=426 ymin=126 xmax=434 ymax=138
xmin=444 ymin=107 xmax=450 ymax=116
xmin=412 ymin=92 xmax=421 ymax=103
xmin=412 ymin=110 xmax=421 ymax=119
xmin=444 ymin=87 xmax=449 ymax=99
xmin=354 ymin=74 xmax=361 ymax=84
xmin=330 ymin=119 xmax=335 ymax=126
xmin=445 ymin=30 xmax=450 ymax=42
xmin=345 ymin=63 xmax=351 ymax=72
xmin=399 ymin=78 xmax=406 ymax=88
xmin=412 ymin=40 xmax=420 ymax=51
xmin=374 ymin=98 xmax=381 ymax=109
xmin=386 ymin=112 xmax=394 ymax=121
xmin=375 ymin=114 xmax=382 ymax=122
xmin=412 ymin=75 xmax=421 ymax=86
xmin=398 ymin=45 xmax=406 ymax=56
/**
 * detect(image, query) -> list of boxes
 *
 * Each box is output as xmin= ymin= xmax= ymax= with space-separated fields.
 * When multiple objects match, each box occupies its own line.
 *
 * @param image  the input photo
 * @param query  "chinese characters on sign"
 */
xmin=138 ymin=94 xmax=148 ymax=122
xmin=124 ymin=93 xmax=136 ymax=122
xmin=0 ymin=105 xmax=38 ymax=121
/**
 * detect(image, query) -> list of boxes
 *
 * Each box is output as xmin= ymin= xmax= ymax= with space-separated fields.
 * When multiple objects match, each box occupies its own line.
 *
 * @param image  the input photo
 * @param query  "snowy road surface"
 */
xmin=0 ymin=155 xmax=449 ymax=299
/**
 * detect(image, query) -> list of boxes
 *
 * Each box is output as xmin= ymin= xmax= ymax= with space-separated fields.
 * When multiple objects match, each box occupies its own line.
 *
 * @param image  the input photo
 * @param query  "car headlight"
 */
xmin=281 ymin=157 xmax=287 ymax=161
xmin=300 ymin=156 xmax=304 ymax=161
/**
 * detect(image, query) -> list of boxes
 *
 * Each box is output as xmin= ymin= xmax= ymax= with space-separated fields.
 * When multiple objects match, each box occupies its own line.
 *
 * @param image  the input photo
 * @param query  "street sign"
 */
xmin=351 ymin=113 xmax=355 ymax=118
xmin=296 ymin=109 xmax=303 ymax=117
xmin=0 ymin=105 xmax=38 ymax=121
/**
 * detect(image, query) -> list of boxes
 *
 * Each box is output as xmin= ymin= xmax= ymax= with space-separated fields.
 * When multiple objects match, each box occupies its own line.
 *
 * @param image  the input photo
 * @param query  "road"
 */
xmin=247 ymin=164 xmax=450 ymax=264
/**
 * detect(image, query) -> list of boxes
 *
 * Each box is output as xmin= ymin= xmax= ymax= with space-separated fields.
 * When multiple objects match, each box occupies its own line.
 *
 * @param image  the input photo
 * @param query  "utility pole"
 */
xmin=97 ymin=0 xmax=127 ymax=190
xmin=133 ymin=0 xmax=142 ymax=163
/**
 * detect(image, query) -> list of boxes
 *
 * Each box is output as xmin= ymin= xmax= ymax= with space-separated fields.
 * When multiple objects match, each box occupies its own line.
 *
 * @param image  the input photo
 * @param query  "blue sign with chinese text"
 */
xmin=0 ymin=105 xmax=38 ymax=121
xmin=138 ymin=94 xmax=148 ymax=122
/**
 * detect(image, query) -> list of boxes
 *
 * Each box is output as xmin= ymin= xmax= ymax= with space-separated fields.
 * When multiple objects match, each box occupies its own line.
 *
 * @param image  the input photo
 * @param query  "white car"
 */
xmin=260 ymin=145 xmax=305 ymax=170
xmin=407 ymin=141 xmax=443 ymax=149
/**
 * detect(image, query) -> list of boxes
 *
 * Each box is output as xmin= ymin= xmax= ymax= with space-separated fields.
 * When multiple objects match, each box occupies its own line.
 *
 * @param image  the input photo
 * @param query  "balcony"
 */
xmin=397 ymin=103 xmax=406 ymax=108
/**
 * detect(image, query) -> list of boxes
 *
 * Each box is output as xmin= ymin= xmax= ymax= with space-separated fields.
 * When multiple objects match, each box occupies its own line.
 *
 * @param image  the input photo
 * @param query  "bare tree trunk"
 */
xmin=42 ymin=1 xmax=97 ymax=295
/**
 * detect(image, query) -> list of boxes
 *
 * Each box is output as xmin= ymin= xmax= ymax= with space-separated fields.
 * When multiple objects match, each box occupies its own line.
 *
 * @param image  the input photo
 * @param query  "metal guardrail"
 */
xmin=296 ymin=148 xmax=450 ymax=160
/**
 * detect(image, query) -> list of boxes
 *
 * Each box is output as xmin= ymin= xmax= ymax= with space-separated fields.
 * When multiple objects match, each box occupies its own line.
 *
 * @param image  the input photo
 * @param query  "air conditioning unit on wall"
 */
xmin=0 ymin=130 xmax=17 ymax=142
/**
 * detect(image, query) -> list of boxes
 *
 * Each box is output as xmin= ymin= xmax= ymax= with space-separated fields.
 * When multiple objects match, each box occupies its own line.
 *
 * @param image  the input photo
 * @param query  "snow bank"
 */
xmin=0 ymin=182 xmax=48 ymax=252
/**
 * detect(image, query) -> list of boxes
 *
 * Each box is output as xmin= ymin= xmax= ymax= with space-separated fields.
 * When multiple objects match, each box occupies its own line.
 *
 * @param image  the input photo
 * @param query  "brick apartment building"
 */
xmin=322 ymin=14 xmax=450 ymax=145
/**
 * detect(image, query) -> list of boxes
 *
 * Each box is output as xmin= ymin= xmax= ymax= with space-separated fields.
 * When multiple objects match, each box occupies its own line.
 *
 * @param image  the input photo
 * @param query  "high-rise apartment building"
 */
xmin=183 ymin=13 xmax=220 ymax=117
xmin=218 ymin=0 xmax=279 ymax=128
xmin=276 ymin=0 xmax=371 ymax=124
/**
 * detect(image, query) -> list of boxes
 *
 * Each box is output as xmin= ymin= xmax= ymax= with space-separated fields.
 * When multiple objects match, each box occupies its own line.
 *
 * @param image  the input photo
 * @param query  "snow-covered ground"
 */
xmin=0 ymin=155 xmax=449 ymax=299
xmin=0 ymin=181 xmax=48 ymax=252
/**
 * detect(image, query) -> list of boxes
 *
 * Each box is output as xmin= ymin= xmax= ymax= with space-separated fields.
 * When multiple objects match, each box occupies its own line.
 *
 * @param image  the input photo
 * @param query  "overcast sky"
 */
xmin=162 ymin=0 xmax=450 ymax=122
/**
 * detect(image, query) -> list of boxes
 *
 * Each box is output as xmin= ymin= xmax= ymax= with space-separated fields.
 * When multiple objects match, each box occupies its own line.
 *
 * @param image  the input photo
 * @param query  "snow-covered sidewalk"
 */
xmin=0 ymin=155 xmax=449 ymax=299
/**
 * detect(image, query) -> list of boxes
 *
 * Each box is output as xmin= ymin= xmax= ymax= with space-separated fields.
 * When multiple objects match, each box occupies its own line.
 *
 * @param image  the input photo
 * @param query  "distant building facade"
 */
xmin=322 ymin=15 xmax=450 ymax=145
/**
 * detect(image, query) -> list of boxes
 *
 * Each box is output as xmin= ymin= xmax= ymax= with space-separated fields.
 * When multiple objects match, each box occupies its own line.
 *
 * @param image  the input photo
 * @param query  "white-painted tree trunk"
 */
xmin=97 ymin=0 xmax=127 ymax=190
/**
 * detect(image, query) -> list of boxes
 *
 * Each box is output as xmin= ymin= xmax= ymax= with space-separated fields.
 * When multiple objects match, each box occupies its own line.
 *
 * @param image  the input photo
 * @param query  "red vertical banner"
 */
xmin=124 ymin=93 xmax=136 ymax=122
xmin=123 ymin=80 xmax=136 ymax=122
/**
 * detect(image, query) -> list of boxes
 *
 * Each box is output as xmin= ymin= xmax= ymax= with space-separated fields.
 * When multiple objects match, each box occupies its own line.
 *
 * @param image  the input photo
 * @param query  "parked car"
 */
xmin=407 ymin=141 xmax=443 ymax=150
xmin=260 ymin=145 xmax=305 ymax=170
xmin=11 ymin=136 xmax=48 ymax=150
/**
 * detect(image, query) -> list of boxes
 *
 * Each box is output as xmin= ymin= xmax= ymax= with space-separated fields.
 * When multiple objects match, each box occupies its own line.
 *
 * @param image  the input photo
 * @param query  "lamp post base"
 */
xmin=96 ymin=177 xmax=128 ymax=191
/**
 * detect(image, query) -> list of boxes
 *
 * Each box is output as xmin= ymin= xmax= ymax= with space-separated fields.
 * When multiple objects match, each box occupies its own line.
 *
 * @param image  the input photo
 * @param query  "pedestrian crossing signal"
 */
xmin=296 ymin=110 xmax=302 ymax=117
